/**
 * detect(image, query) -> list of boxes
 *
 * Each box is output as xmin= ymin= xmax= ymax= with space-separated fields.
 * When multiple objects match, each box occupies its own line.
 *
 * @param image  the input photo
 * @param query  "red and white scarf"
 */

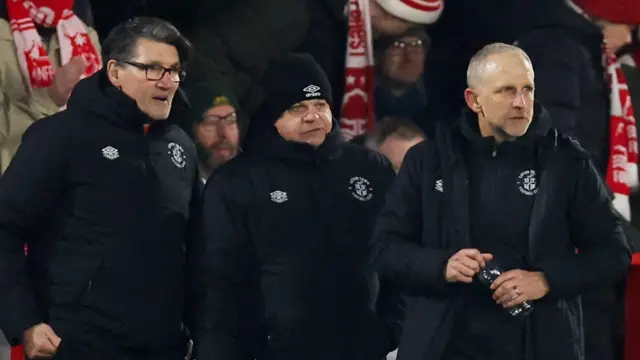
xmin=605 ymin=46 xmax=639 ymax=221
xmin=339 ymin=0 xmax=376 ymax=140
xmin=6 ymin=0 xmax=102 ymax=89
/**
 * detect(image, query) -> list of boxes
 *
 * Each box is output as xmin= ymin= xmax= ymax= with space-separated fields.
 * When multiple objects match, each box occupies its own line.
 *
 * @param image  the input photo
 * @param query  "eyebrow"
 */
xmin=145 ymin=60 xmax=181 ymax=68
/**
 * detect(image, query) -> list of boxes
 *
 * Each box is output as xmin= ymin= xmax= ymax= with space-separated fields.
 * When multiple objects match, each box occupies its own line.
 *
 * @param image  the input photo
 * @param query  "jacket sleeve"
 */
xmin=519 ymin=36 xmax=581 ymax=137
xmin=0 ymin=117 xmax=68 ymax=344
xmin=369 ymin=144 xmax=454 ymax=293
xmin=187 ymin=0 xmax=310 ymax=113
xmin=187 ymin=173 xmax=260 ymax=360
xmin=538 ymin=159 xmax=631 ymax=299
xmin=370 ymin=161 xmax=404 ymax=353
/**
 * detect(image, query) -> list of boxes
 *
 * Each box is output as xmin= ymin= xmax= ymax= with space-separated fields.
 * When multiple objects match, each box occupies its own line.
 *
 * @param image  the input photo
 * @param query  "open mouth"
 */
xmin=153 ymin=96 xmax=169 ymax=103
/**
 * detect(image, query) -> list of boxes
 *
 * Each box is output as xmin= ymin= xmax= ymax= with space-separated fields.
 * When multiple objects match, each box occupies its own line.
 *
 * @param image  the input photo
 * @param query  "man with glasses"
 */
xmin=188 ymin=53 xmax=402 ymax=360
xmin=184 ymin=82 xmax=241 ymax=184
xmin=375 ymin=28 xmax=430 ymax=127
xmin=0 ymin=17 xmax=198 ymax=360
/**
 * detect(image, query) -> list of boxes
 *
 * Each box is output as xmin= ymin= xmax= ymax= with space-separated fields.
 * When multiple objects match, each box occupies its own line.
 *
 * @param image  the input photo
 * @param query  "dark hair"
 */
xmin=101 ymin=17 xmax=193 ymax=67
xmin=367 ymin=116 xmax=425 ymax=149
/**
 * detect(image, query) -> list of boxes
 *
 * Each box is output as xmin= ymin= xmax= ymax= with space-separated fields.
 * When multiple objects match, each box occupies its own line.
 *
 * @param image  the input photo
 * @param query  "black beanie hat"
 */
xmin=259 ymin=53 xmax=333 ymax=124
xmin=183 ymin=81 xmax=240 ymax=124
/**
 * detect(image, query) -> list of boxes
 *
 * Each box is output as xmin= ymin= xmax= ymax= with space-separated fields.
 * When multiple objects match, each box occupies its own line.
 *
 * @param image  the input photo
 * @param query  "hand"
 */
xmin=491 ymin=270 xmax=549 ymax=308
xmin=23 ymin=323 xmax=61 ymax=359
xmin=47 ymin=56 xmax=87 ymax=107
xmin=444 ymin=249 xmax=493 ymax=283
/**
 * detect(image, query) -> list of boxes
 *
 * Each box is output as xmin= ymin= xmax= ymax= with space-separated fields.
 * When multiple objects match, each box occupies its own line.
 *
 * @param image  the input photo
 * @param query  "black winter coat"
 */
xmin=0 ymin=71 xmax=199 ymax=357
xmin=369 ymin=105 xmax=630 ymax=360
xmin=188 ymin=123 xmax=402 ymax=360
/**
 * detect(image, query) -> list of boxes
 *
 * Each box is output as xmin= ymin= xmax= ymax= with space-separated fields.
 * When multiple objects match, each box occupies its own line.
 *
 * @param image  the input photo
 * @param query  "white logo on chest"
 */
xmin=270 ymin=190 xmax=288 ymax=203
xmin=349 ymin=176 xmax=374 ymax=202
xmin=168 ymin=142 xmax=186 ymax=168
xmin=517 ymin=170 xmax=538 ymax=196
xmin=101 ymin=146 xmax=119 ymax=160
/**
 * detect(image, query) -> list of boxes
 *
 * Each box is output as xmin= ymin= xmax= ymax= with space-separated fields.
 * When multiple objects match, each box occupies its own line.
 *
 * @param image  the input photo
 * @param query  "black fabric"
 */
xmin=0 ymin=70 xmax=199 ymax=354
xmin=188 ymin=118 xmax=401 ymax=360
xmin=443 ymin=112 xmax=551 ymax=360
xmin=257 ymin=53 xmax=334 ymax=126
xmin=369 ymin=104 xmax=631 ymax=360
xmin=516 ymin=1 xmax=610 ymax=173
xmin=516 ymin=5 xmax=630 ymax=360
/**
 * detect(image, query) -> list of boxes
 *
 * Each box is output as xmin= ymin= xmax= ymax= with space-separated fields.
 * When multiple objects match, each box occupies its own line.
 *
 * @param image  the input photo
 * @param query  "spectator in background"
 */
xmin=0 ymin=0 xmax=102 ymax=173
xmin=0 ymin=17 xmax=197 ymax=360
xmin=374 ymin=29 xmax=430 ymax=128
xmin=188 ymin=53 xmax=402 ymax=360
xmin=184 ymin=83 xmax=242 ymax=184
xmin=366 ymin=116 xmax=425 ymax=172
xmin=517 ymin=2 xmax=640 ymax=359
xmin=175 ymin=0 xmax=442 ymax=117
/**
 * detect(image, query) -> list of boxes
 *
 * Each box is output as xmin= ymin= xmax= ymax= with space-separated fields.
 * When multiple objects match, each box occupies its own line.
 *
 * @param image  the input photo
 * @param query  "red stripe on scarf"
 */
xmin=399 ymin=0 xmax=443 ymax=12
xmin=340 ymin=0 xmax=376 ymax=140
xmin=604 ymin=46 xmax=638 ymax=197
xmin=6 ymin=0 xmax=102 ymax=89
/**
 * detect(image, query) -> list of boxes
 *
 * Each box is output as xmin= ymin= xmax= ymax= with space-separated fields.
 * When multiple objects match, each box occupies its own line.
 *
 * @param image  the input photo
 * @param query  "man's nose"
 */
xmin=303 ymin=109 xmax=322 ymax=121
xmin=156 ymin=72 xmax=176 ymax=89
xmin=512 ymin=93 xmax=526 ymax=108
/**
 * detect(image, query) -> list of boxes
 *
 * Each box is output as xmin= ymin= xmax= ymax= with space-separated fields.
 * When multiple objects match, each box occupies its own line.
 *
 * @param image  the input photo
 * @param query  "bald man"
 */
xmin=369 ymin=43 xmax=630 ymax=360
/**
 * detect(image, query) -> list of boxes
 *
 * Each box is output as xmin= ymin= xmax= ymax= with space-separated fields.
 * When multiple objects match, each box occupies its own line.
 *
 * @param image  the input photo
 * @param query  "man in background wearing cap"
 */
xmin=187 ymin=53 xmax=402 ymax=360
xmin=517 ymin=1 xmax=640 ymax=359
xmin=184 ymin=83 xmax=242 ymax=184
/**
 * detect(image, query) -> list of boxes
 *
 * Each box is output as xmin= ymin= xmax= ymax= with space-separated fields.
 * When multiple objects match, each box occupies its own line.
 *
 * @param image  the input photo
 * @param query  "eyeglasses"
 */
xmin=201 ymin=112 xmax=237 ymax=129
xmin=118 ymin=60 xmax=186 ymax=82
xmin=388 ymin=39 xmax=425 ymax=55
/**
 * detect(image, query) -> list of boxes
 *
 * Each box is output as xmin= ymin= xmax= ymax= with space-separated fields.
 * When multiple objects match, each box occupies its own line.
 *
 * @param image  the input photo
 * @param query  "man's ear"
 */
xmin=106 ymin=59 xmax=122 ymax=87
xmin=464 ymin=88 xmax=482 ymax=114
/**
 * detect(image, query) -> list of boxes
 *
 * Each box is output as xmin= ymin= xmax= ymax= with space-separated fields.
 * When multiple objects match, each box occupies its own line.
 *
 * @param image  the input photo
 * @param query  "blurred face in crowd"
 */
xmin=193 ymin=104 xmax=240 ymax=172
xmin=378 ymin=134 xmax=424 ymax=172
xmin=382 ymin=36 xmax=426 ymax=85
xmin=369 ymin=0 xmax=416 ymax=36
xmin=274 ymin=99 xmax=333 ymax=147
xmin=107 ymin=38 xmax=183 ymax=120
xmin=597 ymin=20 xmax=634 ymax=55
xmin=464 ymin=51 xmax=535 ymax=142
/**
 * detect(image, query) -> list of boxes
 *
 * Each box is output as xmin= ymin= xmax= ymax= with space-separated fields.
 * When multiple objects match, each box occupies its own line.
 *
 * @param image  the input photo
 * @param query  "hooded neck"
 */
xmin=242 ymin=117 xmax=344 ymax=164
xmin=66 ymin=70 xmax=152 ymax=133
xmin=457 ymin=102 xmax=552 ymax=155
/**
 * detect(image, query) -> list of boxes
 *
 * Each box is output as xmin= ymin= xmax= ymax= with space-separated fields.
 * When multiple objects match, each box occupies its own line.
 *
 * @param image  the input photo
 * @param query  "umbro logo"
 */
xmin=435 ymin=179 xmax=443 ymax=192
xmin=303 ymin=84 xmax=321 ymax=98
xmin=101 ymin=146 xmax=119 ymax=160
xmin=270 ymin=190 xmax=288 ymax=203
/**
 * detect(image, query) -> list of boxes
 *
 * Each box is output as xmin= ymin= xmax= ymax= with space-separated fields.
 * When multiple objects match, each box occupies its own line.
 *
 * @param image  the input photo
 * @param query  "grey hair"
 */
xmin=466 ymin=43 xmax=533 ymax=88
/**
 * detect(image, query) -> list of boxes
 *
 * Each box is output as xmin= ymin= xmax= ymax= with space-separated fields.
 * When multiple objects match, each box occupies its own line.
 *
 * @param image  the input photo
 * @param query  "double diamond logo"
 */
xmin=303 ymin=85 xmax=320 ymax=93
xmin=101 ymin=146 xmax=119 ymax=160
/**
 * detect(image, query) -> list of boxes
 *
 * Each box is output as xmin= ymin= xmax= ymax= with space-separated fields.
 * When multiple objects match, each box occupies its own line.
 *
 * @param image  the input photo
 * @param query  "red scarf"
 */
xmin=604 ymin=45 xmax=639 ymax=221
xmin=6 ymin=0 xmax=102 ymax=89
xmin=339 ymin=0 xmax=376 ymax=140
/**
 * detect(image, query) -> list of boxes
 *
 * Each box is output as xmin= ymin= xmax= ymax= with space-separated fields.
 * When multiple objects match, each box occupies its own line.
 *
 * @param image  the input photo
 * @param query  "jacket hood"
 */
xmin=67 ymin=70 xmax=189 ymax=133
xmin=242 ymin=115 xmax=344 ymax=164
xmin=457 ymin=101 xmax=552 ymax=152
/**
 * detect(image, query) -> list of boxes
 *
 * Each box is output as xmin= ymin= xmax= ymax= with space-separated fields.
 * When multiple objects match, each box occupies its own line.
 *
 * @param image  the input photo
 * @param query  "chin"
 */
xmin=508 ymin=127 xmax=529 ymax=139
xmin=147 ymin=109 xmax=171 ymax=121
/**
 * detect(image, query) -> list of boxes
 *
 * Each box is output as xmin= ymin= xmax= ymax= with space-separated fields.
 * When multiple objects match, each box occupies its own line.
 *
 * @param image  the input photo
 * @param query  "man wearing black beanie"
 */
xmin=188 ymin=53 xmax=402 ymax=360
